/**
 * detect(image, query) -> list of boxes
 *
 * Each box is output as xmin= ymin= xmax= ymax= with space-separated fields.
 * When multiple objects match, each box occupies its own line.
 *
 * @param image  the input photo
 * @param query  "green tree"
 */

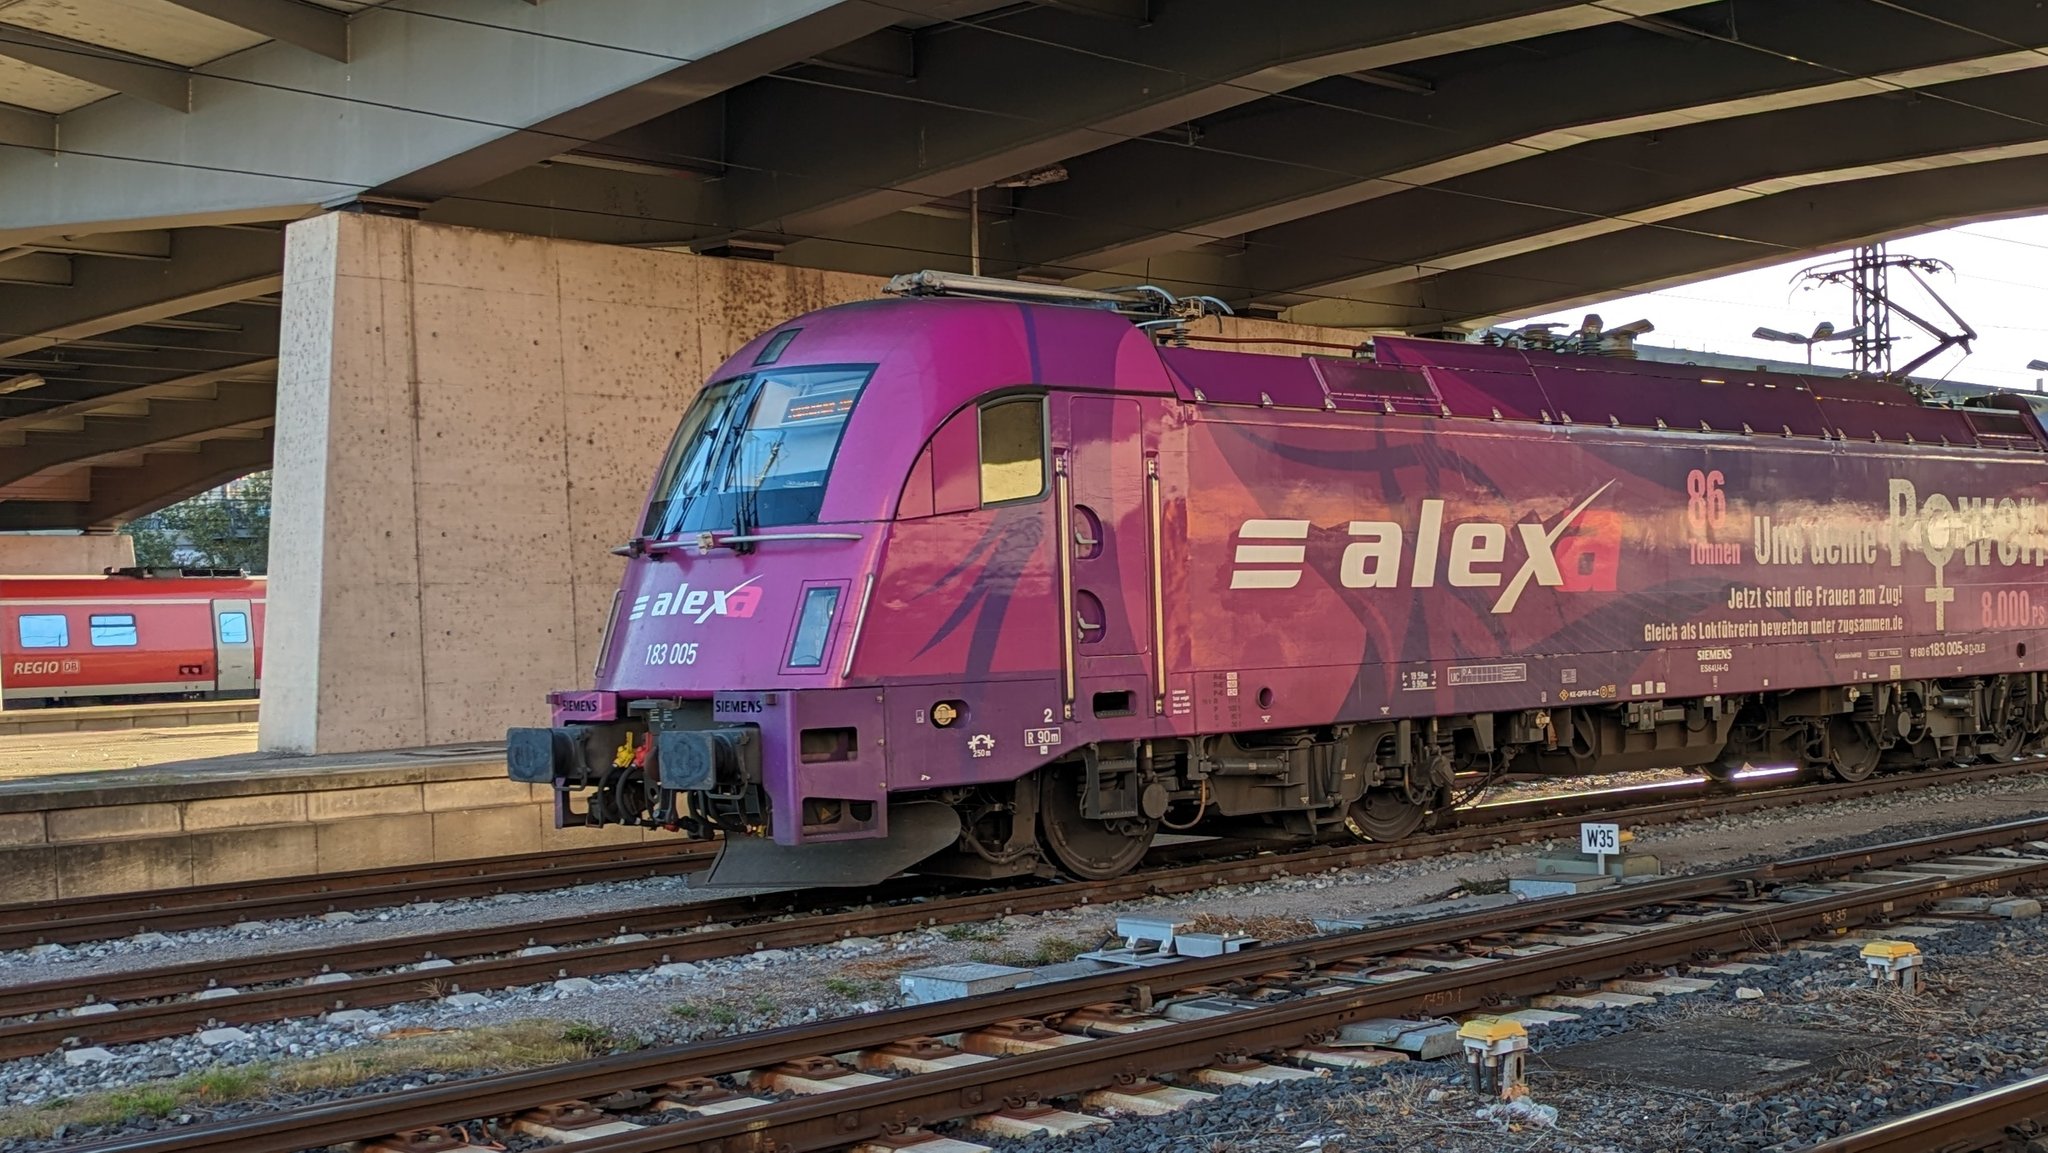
xmin=122 ymin=472 xmax=271 ymax=574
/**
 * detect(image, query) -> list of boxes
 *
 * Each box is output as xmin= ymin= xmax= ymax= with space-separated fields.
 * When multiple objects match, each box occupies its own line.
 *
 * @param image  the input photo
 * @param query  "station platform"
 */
xmin=0 ymin=722 xmax=259 ymax=781
xmin=0 ymin=742 xmax=648 ymax=903
xmin=0 ymin=698 xmax=259 ymax=737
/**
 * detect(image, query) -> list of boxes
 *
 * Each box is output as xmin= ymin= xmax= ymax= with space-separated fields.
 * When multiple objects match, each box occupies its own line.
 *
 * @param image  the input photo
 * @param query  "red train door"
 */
xmin=211 ymin=599 xmax=256 ymax=694
xmin=1058 ymin=396 xmax=1152 ymax=720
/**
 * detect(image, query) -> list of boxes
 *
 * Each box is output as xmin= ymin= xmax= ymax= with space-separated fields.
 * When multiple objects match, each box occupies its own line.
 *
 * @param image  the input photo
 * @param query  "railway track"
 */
xmin=5 ymin=759 xmax=2039 ymax=1063
xmin=0 ymin=842 xmax=717 ymax=951
xmin=60 ymin=811 xmax=2048 ymax=1153
xmin=1804 ymin=1070 xmax=2048 ymax=1152
xmin=4 ymin=757 xmax=2028 ymax=954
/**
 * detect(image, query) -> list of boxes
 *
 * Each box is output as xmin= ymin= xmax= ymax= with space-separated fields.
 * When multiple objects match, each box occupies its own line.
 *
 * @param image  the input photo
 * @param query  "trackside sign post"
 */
xmin=1581 ymin=822 xmax=1620 ymax=877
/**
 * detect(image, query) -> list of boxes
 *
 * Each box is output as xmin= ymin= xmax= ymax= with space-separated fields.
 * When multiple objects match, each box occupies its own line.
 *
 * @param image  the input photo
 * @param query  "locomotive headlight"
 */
xmin=787 ymin=586 xmax=840 ymax=668
xmin=932 ymin=701 xmax=959 ymax=727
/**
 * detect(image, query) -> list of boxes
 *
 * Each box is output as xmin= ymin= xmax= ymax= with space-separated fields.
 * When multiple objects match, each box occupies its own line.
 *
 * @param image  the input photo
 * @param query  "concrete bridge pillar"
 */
xmin=260 ymin=214 xmax=872 ymax=754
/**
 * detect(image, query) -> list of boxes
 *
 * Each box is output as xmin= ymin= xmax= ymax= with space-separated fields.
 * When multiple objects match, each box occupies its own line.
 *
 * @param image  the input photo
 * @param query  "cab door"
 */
xmin=1057 ymin=396 xmax=1152 ymax=718
xmin=210 ymin=599 xmax=256 ymax=695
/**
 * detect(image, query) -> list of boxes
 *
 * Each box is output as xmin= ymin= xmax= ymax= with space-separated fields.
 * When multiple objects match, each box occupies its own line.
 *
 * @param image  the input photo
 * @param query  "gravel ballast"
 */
xmin=5 ymin=766 xmax=2047 ymax=1150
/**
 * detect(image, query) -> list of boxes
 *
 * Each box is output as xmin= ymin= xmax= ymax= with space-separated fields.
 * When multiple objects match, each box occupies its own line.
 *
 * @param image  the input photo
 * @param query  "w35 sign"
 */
xmin=1580 ymin=822 xmax=1620 ymax=855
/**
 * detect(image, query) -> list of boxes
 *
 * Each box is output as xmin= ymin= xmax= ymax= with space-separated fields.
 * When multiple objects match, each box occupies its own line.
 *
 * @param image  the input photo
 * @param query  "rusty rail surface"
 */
xmin=1802 ymin=1071 xmax=2048 ymax=1152
xmin=62 ymin=812 xmax=2048 ymax=1153
xmin=4 ymin=760 xmax=2034 ymax=1061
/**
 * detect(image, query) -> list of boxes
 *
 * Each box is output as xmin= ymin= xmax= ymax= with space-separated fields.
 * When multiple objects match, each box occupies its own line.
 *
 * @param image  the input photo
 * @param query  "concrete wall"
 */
xmin=0 ymin=532 xmax=134 ymax=575
xmin=264 ymin=215 xmax=877 ymax=754
xmin=267 ymin=215 xmax=1380 ymax=755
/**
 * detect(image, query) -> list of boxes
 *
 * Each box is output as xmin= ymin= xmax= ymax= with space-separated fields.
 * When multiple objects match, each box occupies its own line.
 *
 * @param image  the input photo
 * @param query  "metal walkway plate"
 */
xmin=1539 ymin=1018 xmax=1889 ymax=1093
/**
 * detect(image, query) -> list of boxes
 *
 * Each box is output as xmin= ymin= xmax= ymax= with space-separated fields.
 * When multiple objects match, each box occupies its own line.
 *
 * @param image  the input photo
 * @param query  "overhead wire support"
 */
xmin=1796 ymin=246 xmax=1977 ymax=383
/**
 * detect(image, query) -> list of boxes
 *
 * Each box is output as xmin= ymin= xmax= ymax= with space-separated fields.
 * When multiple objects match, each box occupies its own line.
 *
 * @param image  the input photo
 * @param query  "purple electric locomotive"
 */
xmin=509 ymin=271 xmax=2048 ymax=887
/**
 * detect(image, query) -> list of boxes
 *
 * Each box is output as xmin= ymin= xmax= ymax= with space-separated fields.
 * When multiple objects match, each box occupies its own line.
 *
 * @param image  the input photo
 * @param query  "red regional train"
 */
xmin=509 ymin=271 xmax=2048 ymax=887
xmin=0 ymin=570 xmax=264 ymax=706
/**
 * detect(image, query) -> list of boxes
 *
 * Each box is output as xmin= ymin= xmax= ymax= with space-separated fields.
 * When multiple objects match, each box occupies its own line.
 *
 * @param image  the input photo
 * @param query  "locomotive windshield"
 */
xmin=642 ymin=366 xmax=873 ymax=537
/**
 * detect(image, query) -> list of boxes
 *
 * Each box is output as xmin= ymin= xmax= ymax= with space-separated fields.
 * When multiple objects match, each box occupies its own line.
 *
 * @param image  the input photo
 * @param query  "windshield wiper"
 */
xmin=613 ymin=529 xmax=861 ymax=557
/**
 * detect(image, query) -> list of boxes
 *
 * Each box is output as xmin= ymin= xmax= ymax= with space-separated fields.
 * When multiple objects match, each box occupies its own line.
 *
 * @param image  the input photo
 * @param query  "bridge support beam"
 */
xmin=0 ymin=533 xmax=134 ymax=575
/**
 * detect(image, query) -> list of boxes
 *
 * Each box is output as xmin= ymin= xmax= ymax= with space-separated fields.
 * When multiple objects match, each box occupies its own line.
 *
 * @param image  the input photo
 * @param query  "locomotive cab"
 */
xmin=509 ymin=275 xmax=1161 ymax=887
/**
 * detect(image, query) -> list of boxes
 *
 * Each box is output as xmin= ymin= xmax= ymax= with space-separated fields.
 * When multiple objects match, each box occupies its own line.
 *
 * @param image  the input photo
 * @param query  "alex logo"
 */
xmin=630 ymin=576 xmax=764 ymax=624
xmin=1230 ymin=482 xmax=1618 ymax=614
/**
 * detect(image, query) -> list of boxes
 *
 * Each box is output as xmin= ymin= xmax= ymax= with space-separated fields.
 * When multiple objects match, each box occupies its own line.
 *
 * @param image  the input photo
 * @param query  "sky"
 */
xmin=1508 ymin=215 xmax=2048 ymax=394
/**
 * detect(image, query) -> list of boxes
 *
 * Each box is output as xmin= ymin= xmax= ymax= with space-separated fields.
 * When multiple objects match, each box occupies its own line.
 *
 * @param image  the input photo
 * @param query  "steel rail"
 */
xmin=6 ymin=761 xmax=2035 ymax=1059
xmin=566 ymin=862 xmax=2048 ymax=1153
xmin=65 ymin=814 xmax=2048 ymax=1153
xmin=1801 ymin=1071 xmax=2048 ymax=1152
xmin=4 ymin=755 xmax=2021 ymax=953
xmin=0 ymin=842 xmax=716 ymax=948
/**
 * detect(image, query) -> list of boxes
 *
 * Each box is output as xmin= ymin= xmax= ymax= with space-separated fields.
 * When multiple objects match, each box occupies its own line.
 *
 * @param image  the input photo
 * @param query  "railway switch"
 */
xmin=1458 ymin=1016 xmax=1530 ymax=1093
xmin=1860 ymin=939 xmax=1925 ymax=993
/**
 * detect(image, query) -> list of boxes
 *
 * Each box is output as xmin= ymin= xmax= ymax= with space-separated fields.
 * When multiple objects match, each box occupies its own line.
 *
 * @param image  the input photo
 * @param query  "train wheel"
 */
xmin=1825 ymin=719 xmax=1883 ymax=782
xmin=1345 ymin=787 xmax=1428 ymax=842
xmin=1038 ymin=767 xmax=1156 ymax=880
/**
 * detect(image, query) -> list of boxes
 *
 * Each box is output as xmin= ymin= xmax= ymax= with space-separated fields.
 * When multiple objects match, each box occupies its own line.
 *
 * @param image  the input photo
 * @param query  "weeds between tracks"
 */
xmin=0 ymin=1019 xmax=628 ymax=1140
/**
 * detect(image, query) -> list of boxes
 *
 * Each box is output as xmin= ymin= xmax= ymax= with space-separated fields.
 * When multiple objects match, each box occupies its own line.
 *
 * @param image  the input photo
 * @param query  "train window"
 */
xmin=979 ymin=398 xmax=1046 ymax=504
xmin=17 ymin=614 xmax=66 ymax=649
xmin=89 ymin=614 xmax=137 ymax=647
xmin=642 ymin=366 xmax=874 ymax=536
xmin=218 ymin=612 xmax=250 ymax=645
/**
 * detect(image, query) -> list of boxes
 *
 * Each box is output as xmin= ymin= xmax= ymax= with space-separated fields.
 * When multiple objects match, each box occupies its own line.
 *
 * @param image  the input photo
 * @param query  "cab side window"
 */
xmin=978 ymin=398 xmax=1045 ymax=505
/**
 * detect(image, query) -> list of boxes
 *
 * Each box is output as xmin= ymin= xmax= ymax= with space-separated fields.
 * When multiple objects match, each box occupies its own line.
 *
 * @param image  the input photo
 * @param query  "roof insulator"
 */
xmin=1700 ymin=420 xmax=1711 ymax=433
xmin=1609 ymin=415 xmax=1621 ymax=428
xmin=1260 ymin=392 xmax=1274 ymax=407
xmin=1741 ymin=423 xmax=1755 ymax=435
xmin=1324 ymin=397 xmax=1336 ymax=411
xmin=1382 ymin=399 xmax=1395 ymax=414
xmin=1782 ymin=425 xmax=1794 ymax=437
xmin=1491 ymin=407 xmax=1503 ymax=421
xmin=1656 ymin=418 xmax=1669 ymax=431
xmin=1561 ymin=411 xmax=1573 ymax=425
xmin=1440 ymin=404 xmax=1452 ymax=418
xmin=1905 ymin=433 xmax=1915 ymax=445
xmin=1193 ymin=388 xmax=1207 ymax=403
xmin=1872 ymin=431 xmax=1883 ymax=443
xmin=1540 ymin=410 xmax=1553 ymax=424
